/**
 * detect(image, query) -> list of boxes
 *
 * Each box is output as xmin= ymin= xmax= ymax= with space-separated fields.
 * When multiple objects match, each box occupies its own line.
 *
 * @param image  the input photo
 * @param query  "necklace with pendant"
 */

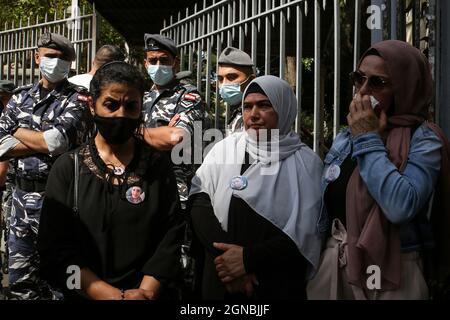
xmin=112 ymin=166 xmax=125 ymax=176
xmin=105 ymin=162 xmax=125 ymax=176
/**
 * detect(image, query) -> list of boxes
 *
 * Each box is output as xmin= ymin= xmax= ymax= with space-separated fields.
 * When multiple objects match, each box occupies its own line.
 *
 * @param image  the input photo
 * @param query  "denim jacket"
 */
xmin=317 ymin=124 xmax=442 ymax=252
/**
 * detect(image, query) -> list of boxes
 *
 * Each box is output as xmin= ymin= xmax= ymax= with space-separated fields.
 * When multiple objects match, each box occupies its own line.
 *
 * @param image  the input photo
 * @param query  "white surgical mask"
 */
xmin=147 ymin=64 xmax=174 ymax=86
xmin=370 ymin=95 xmax=380 ymax=109
xmin=39 ymin=56 xmax=71 ymax=83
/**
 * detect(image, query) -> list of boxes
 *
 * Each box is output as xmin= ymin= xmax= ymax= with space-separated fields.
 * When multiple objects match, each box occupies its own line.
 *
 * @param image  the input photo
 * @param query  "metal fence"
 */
xmin=161 ymin=0 xmax=448 ymax=153
xmin=0 ymin=4 xmax=98 ymax=87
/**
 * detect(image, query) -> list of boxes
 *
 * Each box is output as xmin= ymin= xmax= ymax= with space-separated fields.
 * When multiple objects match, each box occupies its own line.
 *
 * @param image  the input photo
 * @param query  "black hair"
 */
xmin=244 ymin=82 xmax=266 ymax=98
xmin=90 ymin=61 xmax=146 ymax=104
xmin=89 ymin=61 xmax=146 ymax=141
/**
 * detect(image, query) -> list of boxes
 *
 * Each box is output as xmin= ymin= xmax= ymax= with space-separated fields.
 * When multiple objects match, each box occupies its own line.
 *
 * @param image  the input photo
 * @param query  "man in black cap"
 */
xmin=143 ymin=33 xmax=204 ymax=207
xmin=217 ymin=47 xmax=256 ymax=134
xmin=0 ymin=32 xmax=89 ymax=300
xmin=143 ymin=34 xmax=206 ymax=298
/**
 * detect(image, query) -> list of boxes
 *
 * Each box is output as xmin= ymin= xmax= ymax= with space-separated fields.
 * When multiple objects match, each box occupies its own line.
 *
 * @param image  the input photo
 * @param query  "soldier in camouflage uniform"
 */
xmin=142 ymin=34 xmax=205 ymax=298
xmin=142 ymin=34 xmax=204 ymax=207
xmin=217 ymin=47 xmax=256 ymax=135
xmin=0 ymin=33 xmax=89 ymax=300
xmin=0 ymin=80 xmax=16 ymax=297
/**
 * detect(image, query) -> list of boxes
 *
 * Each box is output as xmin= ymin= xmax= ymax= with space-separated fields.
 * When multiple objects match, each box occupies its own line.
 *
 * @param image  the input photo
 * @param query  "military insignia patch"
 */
xmin=184 ymin=93 xmax=199 ymax=101
xmin=77 ymin=95 xmax=90 ymax=102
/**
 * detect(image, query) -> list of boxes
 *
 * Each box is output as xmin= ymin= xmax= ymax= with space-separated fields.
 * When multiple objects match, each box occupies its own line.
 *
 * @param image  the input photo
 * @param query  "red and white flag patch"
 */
xmin=184 ymin=93 xmax=199 ymax=101
xmin=77 ymin=95 xmax=90 ymax=102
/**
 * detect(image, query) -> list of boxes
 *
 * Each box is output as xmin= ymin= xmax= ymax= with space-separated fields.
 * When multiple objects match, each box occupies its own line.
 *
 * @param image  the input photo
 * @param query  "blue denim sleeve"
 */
xmin=351 ymin=126 xmax=442 ymax=225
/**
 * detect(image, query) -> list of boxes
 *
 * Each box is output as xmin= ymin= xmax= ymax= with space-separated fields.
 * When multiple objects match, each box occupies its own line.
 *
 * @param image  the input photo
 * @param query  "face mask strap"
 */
xmin=220 ymin=74 xmax=252 ymax=90
xmin=239 ymin=75 xmax=253 ymax=87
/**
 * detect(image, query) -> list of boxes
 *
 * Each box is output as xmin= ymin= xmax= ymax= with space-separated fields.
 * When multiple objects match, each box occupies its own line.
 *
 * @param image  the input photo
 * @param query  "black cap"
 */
xmin=144 ymin=34 xmax=178 ymax=58
xmin=0 ymin=80 xmax=16 ymax=93
xmin=37 ymin=32 xmax=76 ymax=61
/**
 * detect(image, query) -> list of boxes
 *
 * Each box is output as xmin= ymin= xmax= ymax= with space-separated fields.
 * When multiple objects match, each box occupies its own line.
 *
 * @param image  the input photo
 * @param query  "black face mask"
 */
xmin=94 ymin=115 xmax=141 ymax=145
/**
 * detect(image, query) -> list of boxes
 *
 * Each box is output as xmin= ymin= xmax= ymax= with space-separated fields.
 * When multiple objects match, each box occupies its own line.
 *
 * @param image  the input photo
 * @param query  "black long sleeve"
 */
xmin=141 ymin=162 xmax=185 ymax=283
xmin=190 ymin=153 xmax=308 ymax=299
xmin=243 ymin=234 xmax=302 ymax=274
xmin=38 ymin=143 xmax=185 ymax=294
xmin=190 ymin=192 xmax=231 ymax=256
xmin=38 ymin=152 xmax=87 ymax=290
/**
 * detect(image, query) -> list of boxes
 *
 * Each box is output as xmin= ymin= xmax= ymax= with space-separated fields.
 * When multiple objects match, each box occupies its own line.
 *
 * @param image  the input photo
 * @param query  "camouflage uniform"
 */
xmin=1 ymin=163 xmax=14 ymax=278
xmin=227 ymin=104 xmax=244 ymax=135
xmin=0 ymin=80 xmax=89 ymax=300
xmin=143 ymin=81 xmax=204 ymax=207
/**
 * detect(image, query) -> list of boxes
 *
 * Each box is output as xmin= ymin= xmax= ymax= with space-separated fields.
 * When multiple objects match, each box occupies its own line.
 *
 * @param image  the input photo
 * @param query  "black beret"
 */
xmin=144 ymin=34 xmax=178 ymax=57
xmin=37 ymin=32 xmax=76 ymax=61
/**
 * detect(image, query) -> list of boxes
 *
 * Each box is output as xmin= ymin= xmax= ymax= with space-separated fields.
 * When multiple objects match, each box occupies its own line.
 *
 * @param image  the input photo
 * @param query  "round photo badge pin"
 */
xmin=325 ymin=164 xmax=341 ymax=182
xmin=126 ymin=186 xmax=145 ymax=204
xmin=230 ymin=176 xmax=248 ymax=191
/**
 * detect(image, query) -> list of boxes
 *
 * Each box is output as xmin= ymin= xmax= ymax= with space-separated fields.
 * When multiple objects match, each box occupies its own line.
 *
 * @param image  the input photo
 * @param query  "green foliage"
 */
xmin=0 ymin=0 xmax=71 ymax=24
xmin=0 ymin=0 xmax=126 ymax=54
xmin=98 ymin=19 xmax=124 ymax=48
xmin=302 ymin=58 xmax=314 ymax=72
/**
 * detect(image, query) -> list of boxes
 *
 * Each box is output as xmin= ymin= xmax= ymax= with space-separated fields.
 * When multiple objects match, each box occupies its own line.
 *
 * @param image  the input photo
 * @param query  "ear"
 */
xmin=173 ymin=56 xmax=181 ymax=72
xmin=241 ymin=75 xmax=255 ymax=91
xmin=88 ymin=97 xmax=95 ymax=116
xmin=35 ymin=50 xmax=40 ymax=65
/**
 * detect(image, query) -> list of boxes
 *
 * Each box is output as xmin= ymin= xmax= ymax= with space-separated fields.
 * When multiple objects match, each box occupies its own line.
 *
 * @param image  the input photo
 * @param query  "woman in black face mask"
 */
xmin=37 ymin=62 xmax=184 ymax=300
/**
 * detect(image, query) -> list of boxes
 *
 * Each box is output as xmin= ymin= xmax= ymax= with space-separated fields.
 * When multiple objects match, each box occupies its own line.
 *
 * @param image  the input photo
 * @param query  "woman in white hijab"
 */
xmin=189 ymin=75 xmax=323 ymax=299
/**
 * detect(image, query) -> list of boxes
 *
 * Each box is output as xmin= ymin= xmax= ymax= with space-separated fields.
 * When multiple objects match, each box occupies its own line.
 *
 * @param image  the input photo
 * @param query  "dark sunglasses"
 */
xmin=350 ymin=70 xmax=389 ymax=91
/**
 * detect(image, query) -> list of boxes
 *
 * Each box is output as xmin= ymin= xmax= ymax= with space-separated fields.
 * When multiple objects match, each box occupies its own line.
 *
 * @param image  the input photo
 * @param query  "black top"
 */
xmin=324 ymin=155 xmax=357 ymax=230
xmin=190 ymin=153 xmax=308 ymax=300
xmin=38 ymin=139 xmax=184 ymax=298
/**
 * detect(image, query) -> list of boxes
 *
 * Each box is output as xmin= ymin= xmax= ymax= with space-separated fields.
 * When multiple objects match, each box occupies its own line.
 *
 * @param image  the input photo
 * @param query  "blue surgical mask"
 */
xmin=39 ymin=56 xmax=71 ymax=83
xmin=219 ymin=76 xmax=252 ymax=106
xmin=219 ymin=83 xmax=243 ymax=106
xmin=147 ymin=64 xmax=174 ymax=86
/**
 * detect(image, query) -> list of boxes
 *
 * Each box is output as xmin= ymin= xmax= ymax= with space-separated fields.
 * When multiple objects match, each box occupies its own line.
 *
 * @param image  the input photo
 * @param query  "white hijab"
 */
xmin=190 ymin=75 xmax=323 ymax=273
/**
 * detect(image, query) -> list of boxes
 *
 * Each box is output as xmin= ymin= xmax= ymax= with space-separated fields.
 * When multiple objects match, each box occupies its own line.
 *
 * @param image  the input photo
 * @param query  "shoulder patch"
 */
xmin=77 ymin=94 xmax=90 ymax=102
xmin=183 ymin=92 xmax=201 ymax=102
xmin=180 ymin=100 xmax=194 ymax=109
